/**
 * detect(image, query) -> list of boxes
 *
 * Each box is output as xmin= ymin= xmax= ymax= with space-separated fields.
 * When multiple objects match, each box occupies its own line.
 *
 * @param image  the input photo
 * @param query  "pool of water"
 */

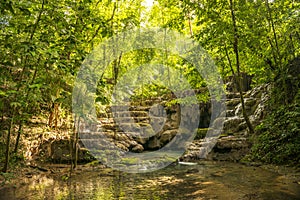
xmin=1 ymin=161 xmax=300 ymax=200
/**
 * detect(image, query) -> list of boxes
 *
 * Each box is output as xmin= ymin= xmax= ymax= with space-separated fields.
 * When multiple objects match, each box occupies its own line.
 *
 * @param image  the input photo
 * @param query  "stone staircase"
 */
xmin=79 ymin=97 xmax=180 ymax=158
xmin=183 ymin=84 xmax=270 ymax=162
xmin=78 ymin=84 xmax=270 ymax=164
xmin=35 ymin=85 xmax=270 ymax=165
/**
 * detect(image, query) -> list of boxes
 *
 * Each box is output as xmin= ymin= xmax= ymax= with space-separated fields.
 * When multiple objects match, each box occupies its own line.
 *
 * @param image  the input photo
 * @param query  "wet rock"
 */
xmin=223 ymin=117 xmax=244 ymax=133
xmin=237 ymin=121 xmax=248 ymax=132
xmin=226 ymin=98 xmax=241 ymax=107
xmin=146 ymin=136 xmax=160 ymax=150
xmin=159 ymin=129 xmax=177 ymax=145
xmin=226 ymin=109 xmax=235 ymax=117
xmin=244 ymin=98 xmax=257 ymax=107
xmin=210 ymin=136 xmax=251 ymax=162
xmin=134 ymin=135 xmax=148 ymax=145
xmin=253 ymin=103 xmax=265 ymax=121
xmin=226 ymin=92 xmax=241 ymax=99
xmin=131 ymin=144 xmax=144 ymax=153
xmin=150 ymin=117 xmax=166 ymax=133
xmin=215 ymin=136 xmax=249 ymax=149
xmin=182 ymin=136 xmax=251 ymax=162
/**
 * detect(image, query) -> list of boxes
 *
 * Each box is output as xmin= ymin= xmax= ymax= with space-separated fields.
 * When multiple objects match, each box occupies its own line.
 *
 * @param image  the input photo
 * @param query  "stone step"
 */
xmin=222 ymin=116 xmax=246 ymax=133
xmin=129 ymin=106 xmax=151 ymax=112
xmin=225 ymin=98 xmax=241 ymax=108
xmin=226 ymin=110 xmax=235 ymax=117
xmin=111 ymin=111 xmax=149 ymax=118
xmin=98 ymin=110 xmax=151 ymax=119
xmin=99 ymin=117 xmax=169 ymax=126
xmin=109 ymin=105 xmax=131 ymax=112
xmin=80 ymin=131 xmax=142 ymax=142
xmin=226 ymin=92 xmax=241 ymax=99
xmin=108 ymin=105 xmax=151 ymax=112
xmin=114 ymin=117 xmax=150 ymax=123
xmin=97 ymin=112 xmax=111 ymax=118
xmin=182 ymin=135 xmax=251 ymax=161
xmin=100 ymin=123 xmax=144 ymax=132
xmin=131 ymin=99 xmax=166 ymax=106
xmin=98 ymin=118 xmax=114 ymax=124
xmin=243 ymin=97 xmax=258 ymax=107
xmin=115 ymin=96 xmax=168 ymax=103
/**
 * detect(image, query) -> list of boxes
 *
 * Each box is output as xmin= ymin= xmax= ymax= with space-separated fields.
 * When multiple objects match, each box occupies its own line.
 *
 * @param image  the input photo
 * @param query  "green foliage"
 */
xmin=130 ymin=83 xmax=170 ymax=101
xmin=250 ymin=57 xmax=300 ymax=165
xmin=165 ymin=92 xmax=210 ymax=107
xmin=251 ymin=100 xmax=300 ymax=165
xmin=0 ymin=0 xmax=299 ymax=169
xmin=195 ymin=128 xmax=209 ymax=140
xmin=0 ymin=0 xmax=145 ymax=171
xmin=61 ymin=174 xmax=69 ymax=181
xmin=271 ymin=57 xmax=300 ymax=105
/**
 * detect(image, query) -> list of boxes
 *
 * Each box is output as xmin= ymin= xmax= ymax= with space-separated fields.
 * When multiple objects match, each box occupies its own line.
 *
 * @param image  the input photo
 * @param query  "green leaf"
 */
xmin=0 ymin=90 xmax=7 ymax=97
xmin=10 ymin=102 xmax=22 ymax=108
xmin=28 ymin=84 xmax=42 ymax=89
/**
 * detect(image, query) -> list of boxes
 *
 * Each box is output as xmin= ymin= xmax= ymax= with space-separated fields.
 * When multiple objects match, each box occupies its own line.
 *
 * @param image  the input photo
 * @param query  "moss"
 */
xmin=219 ymin=132 xmax=234 ymax=138
xmin=195 ymin=128 xmax=209 ymax=139
xmin=120 ymin=157 xmax=139 ymax=165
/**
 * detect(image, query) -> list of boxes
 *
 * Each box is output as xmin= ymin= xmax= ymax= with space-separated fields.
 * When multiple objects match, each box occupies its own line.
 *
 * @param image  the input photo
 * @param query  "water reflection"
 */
xmin=1 ymin=162 xmax=300 ymax=200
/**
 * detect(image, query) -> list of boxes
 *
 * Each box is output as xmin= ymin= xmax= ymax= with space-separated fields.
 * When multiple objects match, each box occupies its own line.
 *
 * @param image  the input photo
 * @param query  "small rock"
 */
xmin=131 ymin=144 xmax=144 ymax=153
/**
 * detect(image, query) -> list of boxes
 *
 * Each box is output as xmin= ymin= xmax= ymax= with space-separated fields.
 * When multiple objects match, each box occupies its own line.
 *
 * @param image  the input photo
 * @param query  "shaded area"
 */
xmin=1 ymin=162 xmax=300 ymax=200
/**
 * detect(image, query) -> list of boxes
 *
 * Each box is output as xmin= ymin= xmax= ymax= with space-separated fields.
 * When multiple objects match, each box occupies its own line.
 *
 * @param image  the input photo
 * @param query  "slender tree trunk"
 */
xmin=224 ymin=42 xmax=233 ymax=73
xmin=69 ymin=114 xmax=76 ymax=172
xmin=265 ymin=0 xmax=280 ymax=60
xmin=2 ymin=115 xmax=14 ymax=172
xmin=13 ymin=123 xmax=22 ymax=153
xmin=73 ymin=117 xmax=80 ymax=169
xmin=10 ymin=0 xmax=45 ymax=158
xmin=14 ymin=59 xmax=40 ymax=153
xmin=12 ymin=3 xmax=43 ymax=118
xmin=229 ymin=0 xmax=254 ymax=134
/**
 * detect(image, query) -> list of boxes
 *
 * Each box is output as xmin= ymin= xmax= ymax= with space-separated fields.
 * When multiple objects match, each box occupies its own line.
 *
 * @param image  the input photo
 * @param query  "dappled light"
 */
xmin=0 ymin=0 xmax=299 ymax=199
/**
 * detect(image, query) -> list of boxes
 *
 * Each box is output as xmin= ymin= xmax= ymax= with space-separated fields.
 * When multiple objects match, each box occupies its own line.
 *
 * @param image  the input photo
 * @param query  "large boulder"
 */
xmin=211 ymin=136 xmax=251 ymax=161
xmin=36 ymin=139 xmax=95 ymax=164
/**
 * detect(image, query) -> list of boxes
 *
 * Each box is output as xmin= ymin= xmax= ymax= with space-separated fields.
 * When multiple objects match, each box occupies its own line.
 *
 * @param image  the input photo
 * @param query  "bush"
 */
xmin=250 ymin=99 xmax=300 ymax=165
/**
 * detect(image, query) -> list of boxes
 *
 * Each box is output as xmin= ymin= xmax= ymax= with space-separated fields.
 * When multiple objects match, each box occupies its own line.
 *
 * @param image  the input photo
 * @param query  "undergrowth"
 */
xmin=250 ymin=92 xmax=300 ymax=166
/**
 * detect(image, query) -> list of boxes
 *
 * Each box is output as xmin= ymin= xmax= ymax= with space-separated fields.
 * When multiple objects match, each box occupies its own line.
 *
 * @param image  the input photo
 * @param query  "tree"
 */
xmin=0 ymin=0 xmax=144 ymax=172
xmin=228 ymin=0 xmax=254 ymax=133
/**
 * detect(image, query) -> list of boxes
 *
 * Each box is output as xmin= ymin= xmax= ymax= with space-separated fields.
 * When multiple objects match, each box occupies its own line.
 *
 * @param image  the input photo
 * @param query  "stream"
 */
xmin=1 ymin=161 xmax=300 ymax=200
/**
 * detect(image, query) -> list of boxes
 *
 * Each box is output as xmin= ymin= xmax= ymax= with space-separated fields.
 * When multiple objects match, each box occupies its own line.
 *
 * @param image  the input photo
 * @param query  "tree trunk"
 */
xmin=73 ymin=117 xmax=80 ymax=169
xmin=2 ymin=115 xmax=14 ymax=172
xmin=13 ymin=123 xmax=22 ymax=153
xmin=229 ymin=0 xmax=254 ymax=134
